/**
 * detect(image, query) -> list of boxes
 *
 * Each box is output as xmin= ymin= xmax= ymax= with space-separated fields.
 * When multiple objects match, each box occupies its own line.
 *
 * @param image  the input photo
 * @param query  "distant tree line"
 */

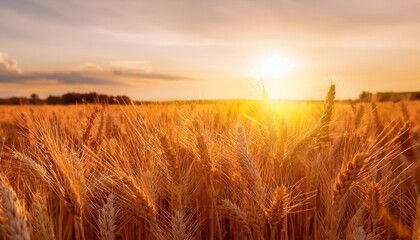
xmin=0 ymin=91 xmax=418 ymax=105
xmin=359 ymin=91 xmax=420 ymax=102
xmin=0 ymin=92 xmax=132 ymax=105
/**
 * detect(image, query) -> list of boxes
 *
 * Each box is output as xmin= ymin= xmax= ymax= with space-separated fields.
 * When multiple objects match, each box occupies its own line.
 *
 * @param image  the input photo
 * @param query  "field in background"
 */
xmin=0 ymin=86 xmax=419 ymax=239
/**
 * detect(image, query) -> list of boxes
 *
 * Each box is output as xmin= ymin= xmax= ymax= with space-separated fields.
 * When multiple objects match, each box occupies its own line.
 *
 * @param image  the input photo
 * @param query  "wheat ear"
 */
xmin=99 ymin=194 xmax=116 ymax=240
xmin=30 ymin=193 xmax=55 ymax=240
xmin=219 ymin=199 xmax=250 ymax=234
xmin=171 ymin=210 xmax=190 ymax=240
xmin=317 ymin=84 xmax=335 ymax=142
xmin=0 ymin=175 xmax=30 ymax=240
xmin=266 ymin=185 xmax=290 ymax=227
xmin=333 ymin=152 xmax=369 ymax=202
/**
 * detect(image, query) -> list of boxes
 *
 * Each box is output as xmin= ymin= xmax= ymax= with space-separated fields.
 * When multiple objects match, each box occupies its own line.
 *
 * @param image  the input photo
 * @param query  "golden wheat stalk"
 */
xmin=159 ymin=133 xmax=184 ymax=211
xmin=81 ymin=108 xmax=100 ymax=146
xmin=266 ymin=185 xmax=290 ymax=227
xmin=317 ymin=84 xmax=335 ymax=143
xmin=193 ymin=119 xmax=213 ymax=175
xmin=99 ymin=194 xmax=116 ymax=240
xmin=371 ymin=101 xmax=383 ymax=136
xmin=171 ymin=210 xmax=190 ymax=240
xmin=30 ymin=193 xmax=55 ymax=240
xmin=219 ymin=199 xmax=250 ymax=231
xmin=333 ymin=152 xmax=369 ymax=202
xmin=237 ymin=122 xmax=264 ymax=198
xmin=0 ymin=175 xmax=30 ymax=240
xmin=118 ymin=172 xmax=157 ymax=220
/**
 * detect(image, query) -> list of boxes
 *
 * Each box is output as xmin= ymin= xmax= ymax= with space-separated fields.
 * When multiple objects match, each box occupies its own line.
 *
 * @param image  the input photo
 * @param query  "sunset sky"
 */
xmin=1 ymin=0 xmax=420 ymax=100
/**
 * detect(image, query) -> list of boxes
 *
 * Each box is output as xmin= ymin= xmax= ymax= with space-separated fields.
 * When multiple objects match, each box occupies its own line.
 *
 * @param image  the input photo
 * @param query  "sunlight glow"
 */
xmin=250 ymin=55 xmax=296 ymax=99
xmin=252 ymin=55 xmax=295 ymax=79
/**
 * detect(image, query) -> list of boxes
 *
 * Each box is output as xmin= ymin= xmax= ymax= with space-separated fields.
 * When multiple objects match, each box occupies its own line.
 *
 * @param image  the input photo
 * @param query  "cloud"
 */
xmin=0 ymin=52 xmax=196 ymax=85
xmin=0 ymin=52 xmax=117 ymax=85
xmin=0 ymin=71 xmax=118 ymax=85
xmin=0 ymin=52 xmax=22 ymax=74
xmin=76 ymin=61 xmax=198 ymax=81
xmin=109 ymin=60 xmax=198 ymax=81
xmin=112 ymin=69 xmax=197 ymax=81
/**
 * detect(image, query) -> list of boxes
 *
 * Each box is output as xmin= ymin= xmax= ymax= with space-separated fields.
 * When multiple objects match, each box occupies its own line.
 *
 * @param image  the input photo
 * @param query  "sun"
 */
xmin=252 ymin=55 xmax=295 ymax=79
xmin=250 ymin=55 xmax=296 ymax=98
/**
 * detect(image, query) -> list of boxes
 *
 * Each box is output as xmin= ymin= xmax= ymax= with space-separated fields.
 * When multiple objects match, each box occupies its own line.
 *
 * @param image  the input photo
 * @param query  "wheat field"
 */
xmin=0 ymin=85 xmax=419 ymax=240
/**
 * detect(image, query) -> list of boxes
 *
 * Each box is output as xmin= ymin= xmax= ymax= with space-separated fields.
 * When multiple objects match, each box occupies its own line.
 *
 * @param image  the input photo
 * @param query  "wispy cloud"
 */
xmin=0 ymin=72 xmax=117 ymax=85
xmin=0 ymin=52 xmax=117 ymax=85
xmin=0 ymin=52 xmax=197 ymax=85
xmin=113 ymin=69 xmax=197 ymax=81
